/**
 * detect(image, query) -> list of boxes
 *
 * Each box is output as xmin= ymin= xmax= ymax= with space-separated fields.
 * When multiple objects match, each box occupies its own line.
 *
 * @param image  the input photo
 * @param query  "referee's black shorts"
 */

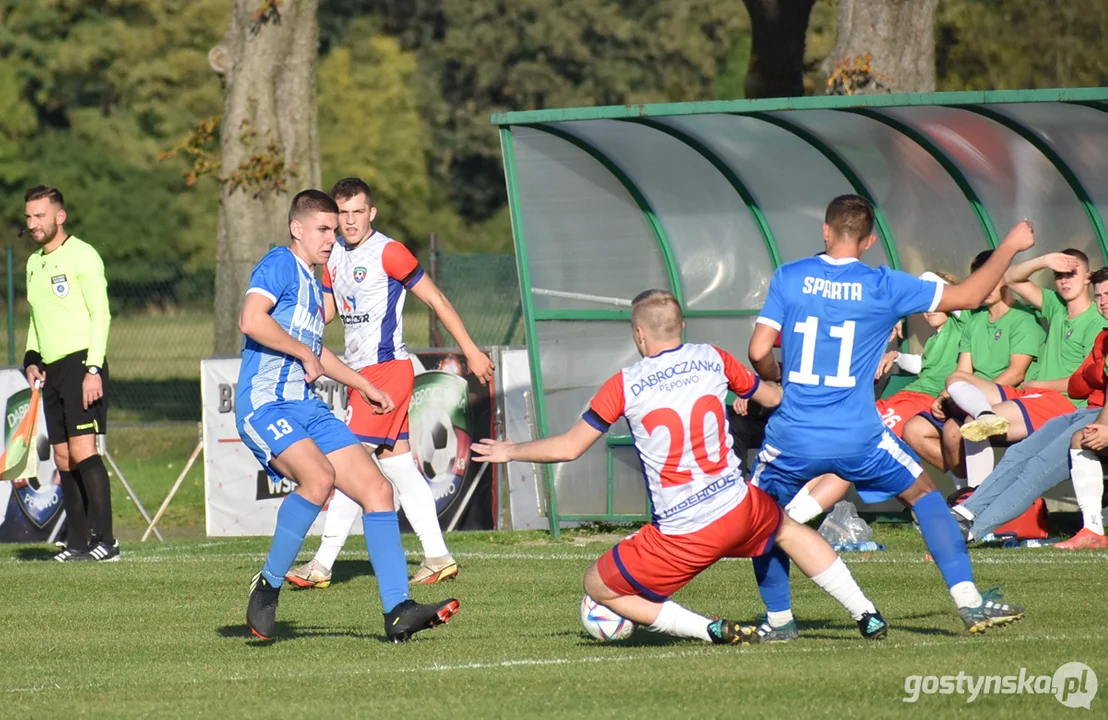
xmin=42 ymin=350 xmax=109 ymax=445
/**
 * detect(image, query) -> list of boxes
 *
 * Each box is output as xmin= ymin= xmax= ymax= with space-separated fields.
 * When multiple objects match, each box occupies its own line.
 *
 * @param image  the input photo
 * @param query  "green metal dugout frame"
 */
xmin=495 ymin=87 xmax=1108 ymax=536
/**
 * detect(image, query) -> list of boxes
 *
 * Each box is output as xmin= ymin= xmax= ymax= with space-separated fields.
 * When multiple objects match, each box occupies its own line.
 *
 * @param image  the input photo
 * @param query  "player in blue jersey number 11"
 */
xmin=235 ymin=190 xmax=458 ymax=642
xmin=748 ymin=195 xmax=1035 ymax=635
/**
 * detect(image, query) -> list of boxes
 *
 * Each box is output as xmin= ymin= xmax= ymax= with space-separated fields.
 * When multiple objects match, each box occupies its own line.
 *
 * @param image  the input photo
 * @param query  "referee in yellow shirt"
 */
xmin=22 ymin=186 xmax=117 ymax=562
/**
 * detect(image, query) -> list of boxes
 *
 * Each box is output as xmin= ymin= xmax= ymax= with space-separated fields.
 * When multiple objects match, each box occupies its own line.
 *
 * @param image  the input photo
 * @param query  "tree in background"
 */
xmin=209 ymin=0 xmax=321 ymax=354
xmin=741 ymin=0 xmax=817 ymax=98
xmin=823 ymin=0 xmax=938 ymax=94
xmin=938 ymin=0 xmax=1108 ymax=91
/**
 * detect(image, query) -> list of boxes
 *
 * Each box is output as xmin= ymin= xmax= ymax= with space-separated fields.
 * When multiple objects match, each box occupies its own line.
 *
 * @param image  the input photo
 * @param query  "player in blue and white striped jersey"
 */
xmin=237 ymin=189 xmax=459 ymax=643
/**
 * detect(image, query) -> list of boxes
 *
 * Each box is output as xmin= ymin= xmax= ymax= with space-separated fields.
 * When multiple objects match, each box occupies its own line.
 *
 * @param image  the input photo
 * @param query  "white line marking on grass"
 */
xmin=413 ymin=648 xmax=715 ymax=672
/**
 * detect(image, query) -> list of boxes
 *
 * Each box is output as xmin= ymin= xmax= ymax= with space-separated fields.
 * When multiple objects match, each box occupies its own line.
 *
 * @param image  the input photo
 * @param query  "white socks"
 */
xmin=314 ymin=488 xmax=362 ymax=570
xmin=766 ymin=609 xmax=794 ymax=628
xmin=950 ymin=581 xmax=983 ymax=609
xmin=947 ymin=381 xmax=994 ymax=419
xmin=809 ymin=557 xmax=877 ymax=621
xmin=379 ymin=452 xmax=451 ymax=560
xmin=647 ymin=600 xmax=712 ymax=642
xmin=313 ymin=451 xmax=453 ymax=569
xmin=785 ymin=488 xmax=824 ymax=524
xmin=963 ymin=440 xmax=994 ymax=488
xmin=1070 ymin=449 xmax=1105 ymax=535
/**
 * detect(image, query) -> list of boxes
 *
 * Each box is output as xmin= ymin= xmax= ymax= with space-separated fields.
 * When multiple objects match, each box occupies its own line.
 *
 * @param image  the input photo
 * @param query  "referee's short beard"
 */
xmin=30 ymin=222 xmax=60 ymax=245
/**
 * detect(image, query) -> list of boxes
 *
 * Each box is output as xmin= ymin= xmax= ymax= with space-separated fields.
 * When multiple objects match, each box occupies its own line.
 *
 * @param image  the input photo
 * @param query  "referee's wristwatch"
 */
xmin=86 ymin=365 xmax=101 ymax=375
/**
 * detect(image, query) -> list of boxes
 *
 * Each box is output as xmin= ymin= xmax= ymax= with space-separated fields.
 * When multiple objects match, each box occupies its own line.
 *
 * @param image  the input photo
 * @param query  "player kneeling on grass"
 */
xmin=237 ymin=190 xmax=458 ymax=642
xmin=474 ymin=290 xmax=889 ymax=646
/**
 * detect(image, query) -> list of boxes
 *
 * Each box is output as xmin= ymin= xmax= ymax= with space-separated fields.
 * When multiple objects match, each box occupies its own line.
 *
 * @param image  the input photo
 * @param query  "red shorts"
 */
xmin=346 ymin=359 xmax=414 ymax=447
xmin=875 ymin=390 xmax=935 ymax=437
xmin=596 ymin=485 xmax=782 ymax=601
xmin=997 ymin=386 xmax=1076 ymax=433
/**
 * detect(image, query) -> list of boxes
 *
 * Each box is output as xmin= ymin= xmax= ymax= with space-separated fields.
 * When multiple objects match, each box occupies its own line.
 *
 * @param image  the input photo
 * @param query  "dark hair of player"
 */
xmin=1090 ymin=267 xmax=1108 ymax=286
xmin=330 ymin=177 xmax=373 ymax=206
xmin=824 ymin=194 xmax=875 ymax=241
xmin=288 ymin=189 xmax=339 ymax=226
xmin=24 ymin=185 xmax=65 ymax=209
xmin=970 ymin=250 xmax=993 ymax=273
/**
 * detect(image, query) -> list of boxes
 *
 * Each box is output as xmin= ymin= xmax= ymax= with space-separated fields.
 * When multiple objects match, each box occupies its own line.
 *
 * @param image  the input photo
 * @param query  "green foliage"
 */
xmin=938 ymin=0 xmax=1108 ymax=90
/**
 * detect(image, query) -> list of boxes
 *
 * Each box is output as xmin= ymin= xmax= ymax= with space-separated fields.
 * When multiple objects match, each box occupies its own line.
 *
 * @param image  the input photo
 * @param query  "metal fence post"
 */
xmin=428 ymin=232 xmax=443 ymax=347
xmin=7 ymin=245 xmax=14 ymax=365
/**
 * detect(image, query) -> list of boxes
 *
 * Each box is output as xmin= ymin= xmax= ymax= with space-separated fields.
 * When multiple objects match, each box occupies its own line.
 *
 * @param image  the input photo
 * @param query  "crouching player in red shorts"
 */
xmin=474 ymin=290 xmax=888 ymax=644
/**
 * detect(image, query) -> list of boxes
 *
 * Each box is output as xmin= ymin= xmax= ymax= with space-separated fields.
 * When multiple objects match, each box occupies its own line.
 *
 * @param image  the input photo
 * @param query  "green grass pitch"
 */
xmin=1 ymin=527 xmax=1105 ymax=718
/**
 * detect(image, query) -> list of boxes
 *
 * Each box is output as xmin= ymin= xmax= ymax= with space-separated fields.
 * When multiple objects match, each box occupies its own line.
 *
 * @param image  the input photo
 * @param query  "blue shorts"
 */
xmin=751 ymin=430 xmax=924 ymax=506
xmin=237 ymin=397 xmax=360 ymax=481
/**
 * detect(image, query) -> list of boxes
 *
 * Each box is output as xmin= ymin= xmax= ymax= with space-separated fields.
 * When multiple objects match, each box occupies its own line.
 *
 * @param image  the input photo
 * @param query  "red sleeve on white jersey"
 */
xmin=583 ymin=372 xmax=625 ymax=432
xmin=381 ymin=241 xmax=425 ymax=288
xmin=713 ymin=346 xmax=759 ymax=399
xmin=321 ymin=264 xmax=333 ymax=294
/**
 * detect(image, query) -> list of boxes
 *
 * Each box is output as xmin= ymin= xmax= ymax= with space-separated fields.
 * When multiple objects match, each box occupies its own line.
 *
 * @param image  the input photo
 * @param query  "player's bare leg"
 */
xmin=785 ymin=474 xmax=849 ymax=523
xmin=903 ymin=415 xmax=947 ymax=469
xmin=899 ymin=474 xmax=1025 ymax=633
xmin=771 ymin=516 xmax=888 ymax=640
xmin=378 ymin=439 xmax=457 ymax=583
xmin=582 ymin=564 xmax=758 ymax=645
xmin=941 ymin=419 xmax=969 ymax=483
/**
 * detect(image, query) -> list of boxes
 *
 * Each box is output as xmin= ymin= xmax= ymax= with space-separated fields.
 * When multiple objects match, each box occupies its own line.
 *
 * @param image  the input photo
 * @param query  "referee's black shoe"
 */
xmin=53 ymin=546 xmax=93 ymax=562
xmin=247 ymin=572 xmax=280 ymax=640
xmin=89 ymin=540 xmax=121 ymax=562
xmin=384 ymin=598 xmax=460 ymax=643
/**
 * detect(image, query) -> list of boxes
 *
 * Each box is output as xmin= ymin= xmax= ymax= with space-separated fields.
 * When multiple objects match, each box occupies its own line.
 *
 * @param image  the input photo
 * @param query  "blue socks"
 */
xmin=914 ymin=489 xmax=973 ymax=588
xmin=262 ymin=492 xmax=322 ymax=587
xmin=753 ymin=545 xmax=793 ymax=613
xmin=363 ymin=511 xmax=410 ymax=614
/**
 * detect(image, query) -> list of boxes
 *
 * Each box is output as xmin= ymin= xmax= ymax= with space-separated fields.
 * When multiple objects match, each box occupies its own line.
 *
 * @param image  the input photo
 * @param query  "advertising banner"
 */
xmin=202 ymin=351 xmax=497 ymax=536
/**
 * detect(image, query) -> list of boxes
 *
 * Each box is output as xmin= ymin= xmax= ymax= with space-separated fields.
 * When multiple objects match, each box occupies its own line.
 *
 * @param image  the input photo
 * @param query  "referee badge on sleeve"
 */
xmin=51 ymin=274 xmax=69 ymax=298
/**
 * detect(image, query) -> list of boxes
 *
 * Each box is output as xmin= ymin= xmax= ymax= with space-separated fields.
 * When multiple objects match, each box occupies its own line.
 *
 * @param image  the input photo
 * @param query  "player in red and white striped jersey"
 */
xmin=475 ymin=290 xmax=888 ymax=644
xmin=287 ymin=178 xmax=493 ymax=589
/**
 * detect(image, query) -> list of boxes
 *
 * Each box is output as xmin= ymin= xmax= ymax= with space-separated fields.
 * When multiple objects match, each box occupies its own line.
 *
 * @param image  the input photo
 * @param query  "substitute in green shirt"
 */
xmin=1024 ymin=289 xmax=1108 ymax=405
xmin=958 ymin=305 xmax=1044 ymax=382
xmin=904 ymin=311 xmax=967 ymax=397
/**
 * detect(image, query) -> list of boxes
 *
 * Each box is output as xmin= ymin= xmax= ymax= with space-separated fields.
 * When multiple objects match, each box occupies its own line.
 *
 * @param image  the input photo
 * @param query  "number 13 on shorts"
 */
xmin=267 ymin=418 xmax=293 ymax=440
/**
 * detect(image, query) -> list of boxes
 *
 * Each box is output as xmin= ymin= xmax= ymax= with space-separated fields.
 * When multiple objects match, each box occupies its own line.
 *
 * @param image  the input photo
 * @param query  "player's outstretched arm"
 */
xmin=239 ymin=293 xmax=323 ymax=380
xmin=410 ymin=276 xmax=495 ymax=385
xmin=323 ymin=291 xmax=336 ymax=325
xmin=319 ymin=346 xmax=395 ymax=414
xmin=937 ymin=220 xmax=1036 ymax=313
xmin=473 ymin=419 xmax=602 ymax=464
xmin=748 ymin=324 xmax=782 ymax=382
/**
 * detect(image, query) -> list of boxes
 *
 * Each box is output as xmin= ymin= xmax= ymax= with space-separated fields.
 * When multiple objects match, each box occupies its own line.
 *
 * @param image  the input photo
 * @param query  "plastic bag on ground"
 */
xmin=817 ymin=501 xmax=874 ymax=545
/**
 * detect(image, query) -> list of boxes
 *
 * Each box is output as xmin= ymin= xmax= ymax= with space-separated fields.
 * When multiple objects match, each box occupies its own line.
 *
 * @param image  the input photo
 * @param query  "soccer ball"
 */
xmin=415 ymin=408 xmax=458 ymax=484
xmin=580 ymin=594 xmax=635 ymax=641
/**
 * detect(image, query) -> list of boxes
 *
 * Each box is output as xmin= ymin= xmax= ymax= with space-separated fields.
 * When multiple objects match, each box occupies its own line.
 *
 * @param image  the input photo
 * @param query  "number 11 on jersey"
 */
xmin=789 ymin=316 xmax=857 ymax=388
